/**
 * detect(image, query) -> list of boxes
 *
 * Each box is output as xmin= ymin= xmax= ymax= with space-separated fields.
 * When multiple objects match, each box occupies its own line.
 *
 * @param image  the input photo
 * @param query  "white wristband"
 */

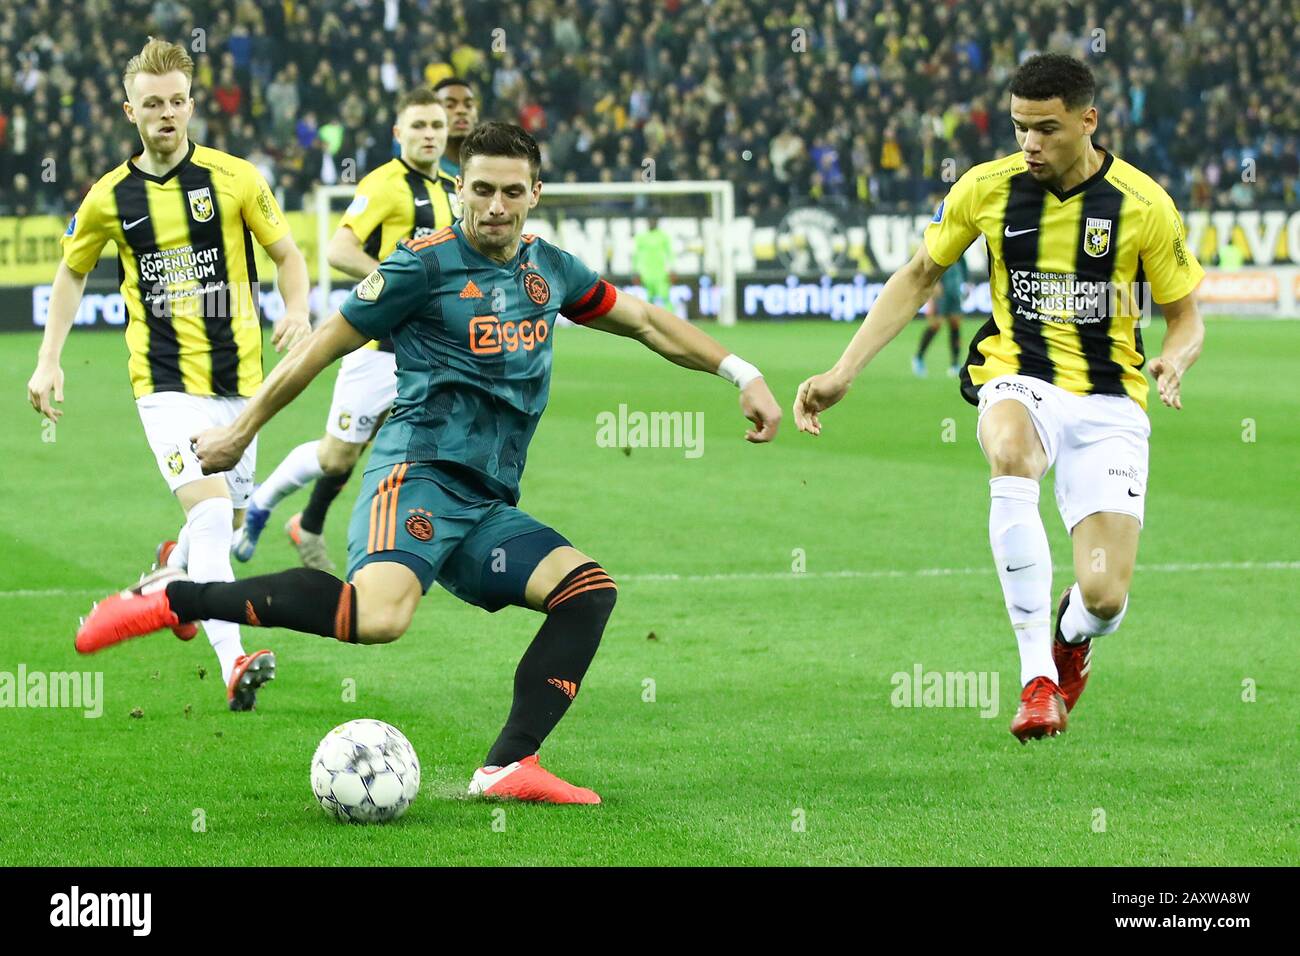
xmin=717 ymin=353 xmax=762 ymax=389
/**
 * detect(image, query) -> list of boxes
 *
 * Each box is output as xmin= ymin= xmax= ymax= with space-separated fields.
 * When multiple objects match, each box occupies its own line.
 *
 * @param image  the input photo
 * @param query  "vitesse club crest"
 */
xmin=165 ymin=448 xmax=185 ymax=476
xmin=1084 ymin=217 xmax=1113 ymax=258
xmin=187 ymin=187 xmax=214 ymax=223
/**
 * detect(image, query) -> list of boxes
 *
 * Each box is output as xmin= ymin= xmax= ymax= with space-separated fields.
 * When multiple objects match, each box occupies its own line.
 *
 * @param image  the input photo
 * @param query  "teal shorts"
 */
xmin=938 ymin=286 xmax=964 ymax=315
xmin=346 ymin=462 xmax=570 ymax=611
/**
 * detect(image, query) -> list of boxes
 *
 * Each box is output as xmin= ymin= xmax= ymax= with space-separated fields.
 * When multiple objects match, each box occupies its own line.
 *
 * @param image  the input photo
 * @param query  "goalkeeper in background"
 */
xmin=634 ymin=217 xmax=675 ymax=311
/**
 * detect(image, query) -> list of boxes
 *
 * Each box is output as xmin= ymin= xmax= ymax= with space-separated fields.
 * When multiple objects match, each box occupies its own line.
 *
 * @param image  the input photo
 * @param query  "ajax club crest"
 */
xmin=188 ymin=187 xmax=215 ymax=223
xmin=1084 ymin=217 xmax=1112 ymax=258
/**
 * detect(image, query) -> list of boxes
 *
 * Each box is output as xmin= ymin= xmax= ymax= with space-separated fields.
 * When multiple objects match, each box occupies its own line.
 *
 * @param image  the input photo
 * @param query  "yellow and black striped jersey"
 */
xmin=338 ymin=157 xmax=459 ymax=352
xmin=62 ymin=141 xmax=288 ymax=399
xmin=924 ymin=149 xmax=1204 ymax=409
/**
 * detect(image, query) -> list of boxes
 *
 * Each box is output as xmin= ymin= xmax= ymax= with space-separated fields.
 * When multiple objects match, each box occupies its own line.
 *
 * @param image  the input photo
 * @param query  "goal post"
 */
xmin=537 ymin=180 xmax=737 ymax=326
xmin=312 ymin=178 xmax=737 ymax=325
xmin=313 ymin=184 xmax=355 ymax=317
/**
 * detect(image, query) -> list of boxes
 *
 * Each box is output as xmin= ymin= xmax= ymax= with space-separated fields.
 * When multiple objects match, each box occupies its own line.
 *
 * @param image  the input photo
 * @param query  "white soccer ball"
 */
xmin=310 ymin=719 xmax=421 ymax=823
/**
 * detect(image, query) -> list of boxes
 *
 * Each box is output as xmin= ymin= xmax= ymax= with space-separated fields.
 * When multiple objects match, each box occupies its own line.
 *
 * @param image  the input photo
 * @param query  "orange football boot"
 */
xmin=154 ymin=541 xmax=198 ymax=640
xmin=1010 ymin=675 xmax=1068 ymax=743
xmin=1052 ymin=586 xmax=1092 ymax=712
xmin=78 ymin=569 xmax=274 ymax=712
xmin=75 ymin=567 xmax=192 ymax=654
xmin=468 ymin=754 xmax=601 ymax=804
xmin=227 ymin=650 xmax=277 ymax=711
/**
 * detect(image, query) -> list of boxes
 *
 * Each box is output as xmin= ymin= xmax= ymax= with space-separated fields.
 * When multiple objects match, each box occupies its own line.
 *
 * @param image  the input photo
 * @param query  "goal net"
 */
xmin=313 ymin=179 xmax=736 ymax=324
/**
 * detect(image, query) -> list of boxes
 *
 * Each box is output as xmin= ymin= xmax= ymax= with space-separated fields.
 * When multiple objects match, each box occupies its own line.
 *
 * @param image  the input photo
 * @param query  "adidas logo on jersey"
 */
xmin=460 ymin=280 xmax=483 ymax=298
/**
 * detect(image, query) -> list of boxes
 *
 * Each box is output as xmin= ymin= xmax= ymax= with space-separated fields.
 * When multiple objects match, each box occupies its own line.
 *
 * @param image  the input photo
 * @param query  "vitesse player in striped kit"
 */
xmin=76 ymin=123 xmax=783 ymax=802
xmin=233 ymin=87 xmax=463 ymax=572
xmin=28 ymin=39 xmax=312 ymax=710
xmin=795 ymin=54 xmax=1206 ymax=742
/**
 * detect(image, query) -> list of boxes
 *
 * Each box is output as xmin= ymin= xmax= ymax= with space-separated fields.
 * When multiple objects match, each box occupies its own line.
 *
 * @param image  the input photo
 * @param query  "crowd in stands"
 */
xmin=2 ymin=0 xmax=1296 ymax=221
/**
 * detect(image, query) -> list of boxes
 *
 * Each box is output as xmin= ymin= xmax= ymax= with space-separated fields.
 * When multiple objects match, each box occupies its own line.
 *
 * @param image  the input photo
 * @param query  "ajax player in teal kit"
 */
xmin=75 ymin=123 xmax=783 ymax=804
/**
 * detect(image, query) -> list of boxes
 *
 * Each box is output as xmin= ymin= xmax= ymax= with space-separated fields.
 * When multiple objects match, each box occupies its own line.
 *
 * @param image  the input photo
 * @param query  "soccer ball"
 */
xmin=310 ymin=719 xmax=421 ymax=823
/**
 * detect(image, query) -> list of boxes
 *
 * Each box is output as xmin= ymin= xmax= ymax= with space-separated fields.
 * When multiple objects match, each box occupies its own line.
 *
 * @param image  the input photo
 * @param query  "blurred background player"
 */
xmin=794 ymin=54 xmax=1204 ymax=743
xmin=25 ymin=38 xmax=312 ymax=709
xmin=232 ymin=88 xmax=461 ymax=571
xmin=634 ymin=216 xmax=675 ymax=311
xmin=434 ymin=76 xmax=480 ymax=178
xmin=913 ymin=249 xmax=967 ymax=378
xmin=75 ymin=123 xmax=783 ymax=804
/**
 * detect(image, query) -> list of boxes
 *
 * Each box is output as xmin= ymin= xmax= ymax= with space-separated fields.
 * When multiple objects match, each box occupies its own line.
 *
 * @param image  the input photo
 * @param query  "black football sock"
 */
xmin=484 ymin=562 xmax=617 ymax=767
xmin=949 ymin=324 xmax=962 ymax=365
xmin=917 ymin=326 xmax=938 ymax=358
xmin=300 ymin=469 xmax=353 ymax=536
xmin=167 ymin=568 xmax=357 ymax=642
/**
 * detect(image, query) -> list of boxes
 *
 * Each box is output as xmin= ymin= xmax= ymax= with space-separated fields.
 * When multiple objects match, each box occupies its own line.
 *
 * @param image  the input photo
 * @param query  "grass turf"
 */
xmin=0 ymin=317 xmax=1295 ymax=865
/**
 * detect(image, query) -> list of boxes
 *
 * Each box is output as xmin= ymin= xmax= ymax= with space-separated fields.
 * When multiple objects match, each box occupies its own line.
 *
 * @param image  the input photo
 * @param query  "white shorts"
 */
xmin=325 ymin=347 xmax=397 ymax=443
xmin=976 ymin=374 xmax=1151 ymax=532
xmin=136 ymin=392 xmax=259 ymax=508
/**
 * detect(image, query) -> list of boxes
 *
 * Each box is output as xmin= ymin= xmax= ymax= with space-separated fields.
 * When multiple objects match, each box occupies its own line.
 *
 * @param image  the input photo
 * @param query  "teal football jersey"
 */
xmin=340 ymin=222 xmax=617 ymax=503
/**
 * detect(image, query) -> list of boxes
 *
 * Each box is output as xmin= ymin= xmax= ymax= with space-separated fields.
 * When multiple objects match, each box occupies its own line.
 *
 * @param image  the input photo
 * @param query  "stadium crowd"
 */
xmin=1 ymin=0 xmax=1296 ymax=221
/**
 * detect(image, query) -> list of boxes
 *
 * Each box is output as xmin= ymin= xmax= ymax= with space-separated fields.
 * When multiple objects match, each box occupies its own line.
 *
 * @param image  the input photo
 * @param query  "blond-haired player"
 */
xmin=26 ymin=38 xmax=312 ymax=710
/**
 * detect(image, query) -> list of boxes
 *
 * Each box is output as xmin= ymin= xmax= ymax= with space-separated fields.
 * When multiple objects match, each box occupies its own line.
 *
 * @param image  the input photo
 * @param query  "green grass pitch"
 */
xmin=0 ymin=316 xmax=1295 ymax=866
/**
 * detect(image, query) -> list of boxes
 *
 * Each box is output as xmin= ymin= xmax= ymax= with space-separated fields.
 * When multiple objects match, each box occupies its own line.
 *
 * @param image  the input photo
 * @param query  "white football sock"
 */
xmin=167 ymin=523 xmax=190 ymax=570
xmin=989 ymin=476 xmax=1056 ymax=687
xmin=186 ymin=496 xmax=245 ymax=685
xmin=249 ymin=440 xmax=324 ymax=513
xmin=1060 ymin=582 xmax=1128 ymax=644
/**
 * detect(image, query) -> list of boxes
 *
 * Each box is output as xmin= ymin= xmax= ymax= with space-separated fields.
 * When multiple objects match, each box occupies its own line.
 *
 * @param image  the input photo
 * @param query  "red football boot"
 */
xmin=154 ymin=541 xmax=198 ymax=640
xmin=468 ymin=754 xmax=601 ymax=804
xmin=1052 ymin=586 xmax=1092 ymax=712
xmin=227 ymin=650 xmax=277 ymax=712
xmin=1010 ymin=675 xmax=1068 ymax=743
xmin=75 ymin=567 xmax=193 ymax=654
